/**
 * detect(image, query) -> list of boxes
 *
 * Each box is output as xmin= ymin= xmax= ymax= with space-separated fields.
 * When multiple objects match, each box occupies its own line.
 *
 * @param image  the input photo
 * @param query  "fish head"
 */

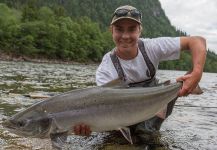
xmin=2 ymin=107 xmax=52 ymax=138
xmin=2 ymin=116 xmax=52 ymax=137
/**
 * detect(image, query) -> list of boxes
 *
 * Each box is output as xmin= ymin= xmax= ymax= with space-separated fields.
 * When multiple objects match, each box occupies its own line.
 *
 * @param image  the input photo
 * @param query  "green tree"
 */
xmin=21 ymin=0 xmax=38 ymax=22
xmin=0 ymin=3 xmax=20 ymax=51
xmin=38 ymin=7 xmax=55 ymax=22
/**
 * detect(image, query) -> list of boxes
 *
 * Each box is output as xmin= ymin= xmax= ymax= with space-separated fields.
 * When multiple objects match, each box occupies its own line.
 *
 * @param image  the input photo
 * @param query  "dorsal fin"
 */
xmin=101 ymin=78 xmax=129 ymax=88
xmin=162 ymin=80 xmax=171 ymax=85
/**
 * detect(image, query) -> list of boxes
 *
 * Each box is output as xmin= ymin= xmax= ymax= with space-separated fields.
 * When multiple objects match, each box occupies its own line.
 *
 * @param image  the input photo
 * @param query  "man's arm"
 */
xmin=177 ymin=36 xmax=206 ymax=96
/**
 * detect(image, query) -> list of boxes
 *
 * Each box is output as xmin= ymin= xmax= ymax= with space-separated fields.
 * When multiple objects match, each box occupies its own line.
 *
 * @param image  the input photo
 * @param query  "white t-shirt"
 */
xmin=96 ymin=37 xmax=181 ymax=86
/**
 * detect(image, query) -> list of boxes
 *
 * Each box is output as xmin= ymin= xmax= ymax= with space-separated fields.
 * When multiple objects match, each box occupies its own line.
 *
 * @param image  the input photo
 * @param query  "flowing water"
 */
xmin=0 ymin=61 xmax=216 ymax=150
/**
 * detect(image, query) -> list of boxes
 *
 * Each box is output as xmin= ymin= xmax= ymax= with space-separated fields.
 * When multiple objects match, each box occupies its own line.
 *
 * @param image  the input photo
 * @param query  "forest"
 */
xmin=0 ymin=0 xmax=216 ymax=72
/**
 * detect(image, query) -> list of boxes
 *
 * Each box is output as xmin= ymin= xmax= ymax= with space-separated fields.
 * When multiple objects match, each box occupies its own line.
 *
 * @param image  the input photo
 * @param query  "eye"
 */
xmin=17 ymin=121 xmax=26 ymax=127
xmin=39 ymin=118 xmax=51 ymax=128
xmin=115 ymin=27 xmax=123 ymax=33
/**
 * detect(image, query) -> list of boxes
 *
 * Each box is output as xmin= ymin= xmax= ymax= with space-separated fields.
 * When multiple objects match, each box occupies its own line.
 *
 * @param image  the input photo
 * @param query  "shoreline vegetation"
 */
xmin=0 ymin=1 xmax=217 ymax=72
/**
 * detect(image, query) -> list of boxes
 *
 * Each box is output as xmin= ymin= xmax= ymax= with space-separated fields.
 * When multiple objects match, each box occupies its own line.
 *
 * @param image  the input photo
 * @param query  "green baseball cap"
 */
xmin=111 ymin=5 xmax=142 ymax=25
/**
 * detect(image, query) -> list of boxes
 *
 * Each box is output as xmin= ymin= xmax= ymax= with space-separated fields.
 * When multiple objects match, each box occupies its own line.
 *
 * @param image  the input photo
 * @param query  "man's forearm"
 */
xmin=181 ymin=36 xmax=207 ymax=78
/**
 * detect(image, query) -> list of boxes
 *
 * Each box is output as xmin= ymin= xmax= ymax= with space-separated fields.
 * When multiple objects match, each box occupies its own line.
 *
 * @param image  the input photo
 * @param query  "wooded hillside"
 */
xmin=0 ymin=0 xmax=216 ymax=72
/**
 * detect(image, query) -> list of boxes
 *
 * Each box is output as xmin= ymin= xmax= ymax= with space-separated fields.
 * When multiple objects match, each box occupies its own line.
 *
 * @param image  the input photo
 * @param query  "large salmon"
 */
xmin=3 ymin=79 xmax=184 ymax=149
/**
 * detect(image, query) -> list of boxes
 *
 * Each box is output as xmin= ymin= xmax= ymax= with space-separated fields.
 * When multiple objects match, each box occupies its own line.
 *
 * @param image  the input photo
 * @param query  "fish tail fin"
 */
xmin=191 ymin=85 xmax=203 ymax=95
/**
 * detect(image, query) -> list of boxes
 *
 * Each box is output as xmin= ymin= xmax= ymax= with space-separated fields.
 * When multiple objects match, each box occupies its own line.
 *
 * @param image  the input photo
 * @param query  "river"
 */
xmin=0 ymin=61 xmax=216 ymax=150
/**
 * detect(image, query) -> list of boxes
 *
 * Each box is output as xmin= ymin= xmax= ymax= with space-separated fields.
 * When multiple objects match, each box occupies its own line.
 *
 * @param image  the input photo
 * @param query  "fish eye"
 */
xmin=39 ymin=118 xmax=51 ymax=128
xmin=17 ymin=121 xmax=26 ymax=127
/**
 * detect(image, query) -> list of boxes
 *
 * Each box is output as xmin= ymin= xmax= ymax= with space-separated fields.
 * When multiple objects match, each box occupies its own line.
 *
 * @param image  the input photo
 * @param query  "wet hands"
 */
xmin=73 ymin=124 xmax=92 ymax=136
xmin=176 ymin=71 xmax=202 ymax=97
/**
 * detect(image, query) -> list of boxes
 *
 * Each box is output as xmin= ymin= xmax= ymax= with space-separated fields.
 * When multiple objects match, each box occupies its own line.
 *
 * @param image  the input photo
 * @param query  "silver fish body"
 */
xmin=2 ymin=81 xmax=182 ymax=148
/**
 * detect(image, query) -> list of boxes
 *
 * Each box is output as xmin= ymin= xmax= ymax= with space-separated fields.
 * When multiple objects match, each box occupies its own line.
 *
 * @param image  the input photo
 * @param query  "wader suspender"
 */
xmin=110 ymin=39 xmax=176 ymax=118
xmin=110 ymin=48 xmax=126 ymax=81
xmin=110 ymin=39 xmax=156 ymax=83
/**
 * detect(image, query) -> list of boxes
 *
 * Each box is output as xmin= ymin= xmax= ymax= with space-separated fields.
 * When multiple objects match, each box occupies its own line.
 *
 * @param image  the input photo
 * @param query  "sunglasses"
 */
xmin=112 ymin=9 xmax=142 ymax=20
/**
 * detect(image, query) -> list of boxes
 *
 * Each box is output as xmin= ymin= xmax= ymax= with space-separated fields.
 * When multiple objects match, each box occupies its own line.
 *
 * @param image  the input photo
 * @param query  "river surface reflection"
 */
xmin=0 ymin=61 xmax=216 ymax=150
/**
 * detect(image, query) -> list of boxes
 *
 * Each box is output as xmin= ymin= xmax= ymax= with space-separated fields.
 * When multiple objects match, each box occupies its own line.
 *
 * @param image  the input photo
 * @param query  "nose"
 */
xmin=121 ymin=31 xmax=130 ymax=39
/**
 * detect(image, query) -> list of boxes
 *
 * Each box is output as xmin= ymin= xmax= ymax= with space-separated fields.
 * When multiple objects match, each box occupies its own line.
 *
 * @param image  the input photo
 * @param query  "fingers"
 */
xmin=178 ymin=86 xmax=190 ymax=97
xmin=176 ymin=75 xmax=192 ymax=97
xmin=73 ymin=124 xmax=91 ymax=136
xmin=176 ymin=74 xmax=191 ymax=82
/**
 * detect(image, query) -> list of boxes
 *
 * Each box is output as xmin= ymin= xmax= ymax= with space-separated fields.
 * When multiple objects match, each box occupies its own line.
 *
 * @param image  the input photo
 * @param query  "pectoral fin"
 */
xmin=118 ymin=127 xmax=133 ymax=144
xmin=50 ymin=132 xmax=68 ymax=150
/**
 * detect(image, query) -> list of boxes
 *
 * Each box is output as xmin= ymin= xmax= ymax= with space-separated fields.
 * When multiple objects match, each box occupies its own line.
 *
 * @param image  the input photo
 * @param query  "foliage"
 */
xmin=0 ymin=1 xmax=216 ymax=72
xmin=204 ymin=50 xmax=217 ymax=73
xmin=0 ymin=3 xmax=108 ymax=62
xmin=159 ymin=52 xmax=192 ymax=71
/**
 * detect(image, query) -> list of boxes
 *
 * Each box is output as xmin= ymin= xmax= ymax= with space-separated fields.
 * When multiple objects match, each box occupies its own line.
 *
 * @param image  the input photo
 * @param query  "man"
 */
xmin=73 ymin=5 xmax=206 ymax=143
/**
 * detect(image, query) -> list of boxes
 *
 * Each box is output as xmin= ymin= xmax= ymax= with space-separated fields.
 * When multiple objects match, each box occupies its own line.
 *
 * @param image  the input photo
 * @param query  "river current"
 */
xmin=0 ymin=61 xmax=216 ymax=150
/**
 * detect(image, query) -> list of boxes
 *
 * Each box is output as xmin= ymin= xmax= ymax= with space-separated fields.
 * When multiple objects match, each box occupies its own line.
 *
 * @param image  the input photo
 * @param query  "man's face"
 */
xmin=112 ymin=19 xmax=141 ymax=52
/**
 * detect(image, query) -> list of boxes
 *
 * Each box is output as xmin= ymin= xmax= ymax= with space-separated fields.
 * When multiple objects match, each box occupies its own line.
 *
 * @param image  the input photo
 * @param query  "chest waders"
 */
xmin=110 ymin=39 xmax=178 ymax=144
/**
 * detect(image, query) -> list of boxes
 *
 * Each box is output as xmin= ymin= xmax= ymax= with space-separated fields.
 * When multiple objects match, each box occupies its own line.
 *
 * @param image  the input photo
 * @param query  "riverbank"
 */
xmin=0 ymin=52 xmax=96 ymax=65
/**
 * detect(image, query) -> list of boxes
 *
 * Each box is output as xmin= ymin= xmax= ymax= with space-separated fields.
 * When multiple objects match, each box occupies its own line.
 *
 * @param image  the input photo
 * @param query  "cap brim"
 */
xmin=111 ymin=16 xmax=141 ymax=25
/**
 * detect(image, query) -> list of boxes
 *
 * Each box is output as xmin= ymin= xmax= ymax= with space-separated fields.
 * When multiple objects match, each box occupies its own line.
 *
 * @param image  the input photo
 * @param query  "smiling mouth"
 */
xmin=120 ymin=41 xmax=134 ymax=47
xmin=121 ymin=43 xmax=130 ymax=46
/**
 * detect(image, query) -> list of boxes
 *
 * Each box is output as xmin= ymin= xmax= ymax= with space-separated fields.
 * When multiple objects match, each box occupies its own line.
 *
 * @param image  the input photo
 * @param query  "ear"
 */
xmin=139 ymin=25 xmax=143 ymax=31
xmin=139 ymin=25 xmax=142 ymax=36
xmin=109 ymin=25 xmax=113 ymax=33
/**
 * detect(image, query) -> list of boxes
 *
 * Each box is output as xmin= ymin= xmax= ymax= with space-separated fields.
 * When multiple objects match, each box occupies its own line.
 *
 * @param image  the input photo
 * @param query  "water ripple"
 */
xmin=0 ymin=61 xmax=217 ymax=150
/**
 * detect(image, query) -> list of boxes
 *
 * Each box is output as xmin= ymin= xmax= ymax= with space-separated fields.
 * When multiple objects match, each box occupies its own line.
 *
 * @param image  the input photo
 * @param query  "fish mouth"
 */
xmin=2 ymin=119 xmax=18 ymax=130
xmin=2 ymin=118 xmax=50 ymax=138
xmin=2 ymin=119 xmax=35 ymax=136
xmin=2 ymin=119 xmax=12 ymax=127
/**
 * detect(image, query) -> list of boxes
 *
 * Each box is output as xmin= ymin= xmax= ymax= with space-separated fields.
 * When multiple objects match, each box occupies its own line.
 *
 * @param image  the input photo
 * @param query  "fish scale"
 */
xmin=3 ymin=80 xmax=182 ymax=149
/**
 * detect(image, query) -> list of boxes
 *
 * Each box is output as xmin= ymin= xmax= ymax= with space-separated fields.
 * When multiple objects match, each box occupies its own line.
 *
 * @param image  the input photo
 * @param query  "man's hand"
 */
xmin=176 ymin=71 xmax=202 ymax=97
xmin=73 ymin=124 xmax=92 ymax=136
